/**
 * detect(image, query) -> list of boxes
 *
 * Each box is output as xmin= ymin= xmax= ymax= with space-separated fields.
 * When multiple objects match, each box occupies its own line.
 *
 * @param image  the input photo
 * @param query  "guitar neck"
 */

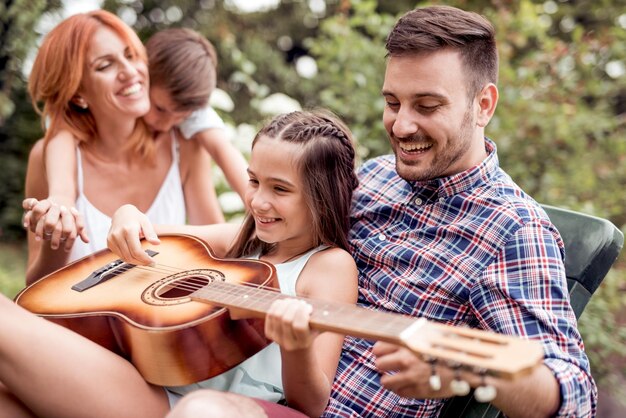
xmin=191 ymin=281 xmax=412 ymax=344
xmin=190 ymin=281 xmax=543 ymax=379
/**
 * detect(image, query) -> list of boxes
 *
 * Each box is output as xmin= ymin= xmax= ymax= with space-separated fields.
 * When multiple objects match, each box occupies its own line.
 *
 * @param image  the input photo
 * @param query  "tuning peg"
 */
xmin=449 ymin=363 xmax=470 ymax=396
xmin=473 ymin=369 xmax=497 ymax=402
xmin=425 ymin=356 xmax=442 ymax=391
xmin=450 ymin=378 xmax=471 ymax=396
xmin=474 ymin=385 xmax=497 ymax=402
xmin=429 ymin=374 xmax=442 ymax=391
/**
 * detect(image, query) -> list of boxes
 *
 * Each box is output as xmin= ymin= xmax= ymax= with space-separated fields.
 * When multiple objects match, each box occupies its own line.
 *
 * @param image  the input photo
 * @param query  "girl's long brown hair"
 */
xmin=225 ymin=110 xmax=358 ymax=259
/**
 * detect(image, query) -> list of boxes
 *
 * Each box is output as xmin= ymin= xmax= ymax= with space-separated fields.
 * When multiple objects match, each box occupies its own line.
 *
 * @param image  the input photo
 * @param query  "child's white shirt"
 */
xmin=178 ymin=106 xmax=225 ymax=139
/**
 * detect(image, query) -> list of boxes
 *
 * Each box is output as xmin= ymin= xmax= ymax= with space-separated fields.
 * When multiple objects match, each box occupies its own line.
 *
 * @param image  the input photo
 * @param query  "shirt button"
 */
xmin=414 ymin=197 xmax=423 ymax=205
xmin=377 ymin=233 xmax=386 ymax=241
xmin=439 ymin=197 xmax=446 ymax=203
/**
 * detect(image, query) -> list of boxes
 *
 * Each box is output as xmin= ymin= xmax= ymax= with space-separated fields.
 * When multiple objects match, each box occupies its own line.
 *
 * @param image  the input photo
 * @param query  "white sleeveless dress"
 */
xmin=69 ymin=133 xmax=186 ymax=261
xmin=165 ymin=245 xmax=328 ymax=406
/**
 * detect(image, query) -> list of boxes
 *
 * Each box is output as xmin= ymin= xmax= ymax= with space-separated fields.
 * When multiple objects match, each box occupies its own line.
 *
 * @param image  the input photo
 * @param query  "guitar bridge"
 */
xmin=71 ymin=249 xmax=159 ymax=292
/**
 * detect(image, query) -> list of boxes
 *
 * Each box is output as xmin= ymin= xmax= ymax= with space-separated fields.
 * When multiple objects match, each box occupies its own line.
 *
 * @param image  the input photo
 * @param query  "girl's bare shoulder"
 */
xmin=298 ymin=247 xmax=358 ymax=302
xmin=310 ymin=246 xmax=355 ymax=268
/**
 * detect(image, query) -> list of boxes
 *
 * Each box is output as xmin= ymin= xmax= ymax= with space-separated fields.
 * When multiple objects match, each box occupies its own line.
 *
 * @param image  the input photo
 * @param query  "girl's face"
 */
xmin=245 ymin=136 xmax=315 ymax=252
xmin=79 ymin=27 xmax=150 ymax=120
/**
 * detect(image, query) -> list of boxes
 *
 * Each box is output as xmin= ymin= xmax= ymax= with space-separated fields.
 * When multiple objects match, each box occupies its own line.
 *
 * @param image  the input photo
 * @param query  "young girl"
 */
xmin=108 ymin=109 xmax=359 ymax=417
xmin=22 ymin=27 xmax=248 ymax=260
xmin=2 ymin=110 xmax=358 ymax=418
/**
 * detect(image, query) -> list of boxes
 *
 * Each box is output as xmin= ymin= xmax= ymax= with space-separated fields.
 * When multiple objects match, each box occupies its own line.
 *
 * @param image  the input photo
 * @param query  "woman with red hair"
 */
xmin=0 ymin=11 xmax=358 ymax=418
xmin=0 ymin=11 xmax=221 ymax=417
xmin=23 ymin=10 xmax=222 ymax=284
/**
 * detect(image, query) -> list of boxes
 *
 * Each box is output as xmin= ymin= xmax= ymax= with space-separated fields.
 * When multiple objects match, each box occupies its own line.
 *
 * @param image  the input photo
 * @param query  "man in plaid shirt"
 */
xmin=323 ymin=5 xmax=596 ymax=418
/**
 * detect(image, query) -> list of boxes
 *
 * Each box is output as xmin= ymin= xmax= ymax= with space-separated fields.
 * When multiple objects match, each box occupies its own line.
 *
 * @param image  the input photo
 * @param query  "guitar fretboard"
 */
xmin=191 ymin=281 xmax=416 ymax=344
xmin=190 ymin=280 xmax=544 ymax=379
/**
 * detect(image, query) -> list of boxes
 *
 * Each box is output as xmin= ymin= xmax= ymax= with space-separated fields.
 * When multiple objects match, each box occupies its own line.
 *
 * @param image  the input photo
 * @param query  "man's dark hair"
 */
xmin=386 ymin=5 xmax=498 ymax=98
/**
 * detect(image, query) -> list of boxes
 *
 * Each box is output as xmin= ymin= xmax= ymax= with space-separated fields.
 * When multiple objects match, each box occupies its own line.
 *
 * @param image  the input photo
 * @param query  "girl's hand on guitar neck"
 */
xmin=108 ymin=204 xmax=160 ymax=265
xmin=264 ymin=299 xmax=319 ymax=351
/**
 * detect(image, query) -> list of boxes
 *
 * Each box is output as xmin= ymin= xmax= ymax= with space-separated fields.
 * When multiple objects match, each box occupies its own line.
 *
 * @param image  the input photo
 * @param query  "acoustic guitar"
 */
xmin=15 ymin=234 xmax=543 ymax=387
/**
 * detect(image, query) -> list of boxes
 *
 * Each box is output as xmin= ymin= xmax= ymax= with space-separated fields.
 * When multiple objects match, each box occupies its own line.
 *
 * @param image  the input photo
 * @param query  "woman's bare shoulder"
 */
xmin=28 ymin=138 xmax=46 ymax=161
xmin=175 ymin=130 xmax=208 ymax=172
xmin=25 ymin=139 xmax=48 ymax=198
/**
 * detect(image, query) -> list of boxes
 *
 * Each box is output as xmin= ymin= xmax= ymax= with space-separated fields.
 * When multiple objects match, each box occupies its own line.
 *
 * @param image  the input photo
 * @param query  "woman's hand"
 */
xmin=22 ymin=197 xmax=89 ymax=251
xmin=107 ymin=204 xmax=159 ymax=265
xmin=264 ymin=299 xmax=319 ymax=351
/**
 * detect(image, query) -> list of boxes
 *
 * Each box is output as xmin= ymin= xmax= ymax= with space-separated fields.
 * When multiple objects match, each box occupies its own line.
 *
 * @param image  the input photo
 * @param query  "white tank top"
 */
xmin=166 ymin=245 xmax=328 ymax=402
xmin=69 ymin=133 xmax=187 ymax=261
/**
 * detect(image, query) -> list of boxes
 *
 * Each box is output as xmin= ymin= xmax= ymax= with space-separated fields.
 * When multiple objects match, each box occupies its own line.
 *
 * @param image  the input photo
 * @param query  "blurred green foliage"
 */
xmin=0 ymin=241 xmax=26 ymax=299
xmin=0 ymin=0 xmax=624 ymax=408
xmin=0 ymin=0 xmax=52 ymax=124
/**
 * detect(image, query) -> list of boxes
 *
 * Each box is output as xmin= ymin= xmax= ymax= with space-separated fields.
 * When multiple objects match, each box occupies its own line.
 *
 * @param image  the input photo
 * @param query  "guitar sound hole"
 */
xmin=158 ymin=276 xmax=212 ymax=300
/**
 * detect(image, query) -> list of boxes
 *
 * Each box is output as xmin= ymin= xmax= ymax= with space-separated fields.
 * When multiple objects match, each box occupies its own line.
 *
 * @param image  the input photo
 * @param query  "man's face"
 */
xmin=382 ymin=49 xmax=486 ymax=182
xmin=142 ymin=85 xmax=192 ymax=135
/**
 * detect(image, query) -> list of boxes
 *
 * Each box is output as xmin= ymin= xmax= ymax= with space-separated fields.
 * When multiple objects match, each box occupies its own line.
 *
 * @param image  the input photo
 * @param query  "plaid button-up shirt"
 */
xmin=323 ymin=139 xmax=596 ymax=417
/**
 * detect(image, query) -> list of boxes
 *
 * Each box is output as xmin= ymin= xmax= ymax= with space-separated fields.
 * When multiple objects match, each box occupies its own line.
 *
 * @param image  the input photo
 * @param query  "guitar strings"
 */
xmin=90 ymin=257 xmax=526 ymax=383
xmin=105 ymin=262 xmax=273 ymax=294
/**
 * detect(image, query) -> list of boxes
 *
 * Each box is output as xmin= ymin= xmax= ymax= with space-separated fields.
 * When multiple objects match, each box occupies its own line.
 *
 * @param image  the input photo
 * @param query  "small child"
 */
xmin=143 ymin=27 xmax=247 ymax=198
xmin=23 ymin=28 xmax=247 ymax=249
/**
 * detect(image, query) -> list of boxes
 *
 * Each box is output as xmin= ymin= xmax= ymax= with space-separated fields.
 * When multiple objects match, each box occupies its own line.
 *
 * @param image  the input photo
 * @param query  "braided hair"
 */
xmin=226 ymin=109 xmax=358 ymax=259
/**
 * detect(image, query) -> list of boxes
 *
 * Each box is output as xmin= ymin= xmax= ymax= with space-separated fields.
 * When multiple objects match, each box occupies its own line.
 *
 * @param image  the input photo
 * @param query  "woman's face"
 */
xmin=79 ymin=27 xmax=149 ymax=120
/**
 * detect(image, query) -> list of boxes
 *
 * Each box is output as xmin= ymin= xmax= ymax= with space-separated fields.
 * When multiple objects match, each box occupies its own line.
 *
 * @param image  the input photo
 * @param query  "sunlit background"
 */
xmin=0 ymin=1 xmax=624 ymax=416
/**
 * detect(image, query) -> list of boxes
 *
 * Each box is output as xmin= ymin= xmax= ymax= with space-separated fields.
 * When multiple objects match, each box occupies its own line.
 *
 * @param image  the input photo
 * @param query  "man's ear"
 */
xmin=476 ymin=83 xmax=498 ymax=127
xmin=71 ymin=95 xmax=88 ymax=109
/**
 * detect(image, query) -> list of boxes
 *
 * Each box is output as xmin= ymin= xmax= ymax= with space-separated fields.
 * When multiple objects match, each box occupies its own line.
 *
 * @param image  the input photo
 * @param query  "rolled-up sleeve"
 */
xmin=470 ymin=218 xmax=597 ymax=417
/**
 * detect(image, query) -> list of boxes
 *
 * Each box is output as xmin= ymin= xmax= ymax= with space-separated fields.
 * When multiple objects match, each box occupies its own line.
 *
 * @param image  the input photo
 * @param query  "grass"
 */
xmin=0 ymin=241 xmax=27 ymax=299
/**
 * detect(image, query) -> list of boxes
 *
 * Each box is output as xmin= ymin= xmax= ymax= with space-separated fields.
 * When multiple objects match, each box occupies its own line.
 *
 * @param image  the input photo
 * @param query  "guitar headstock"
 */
xmin=400 ymin=318 xmax=544 ymax=380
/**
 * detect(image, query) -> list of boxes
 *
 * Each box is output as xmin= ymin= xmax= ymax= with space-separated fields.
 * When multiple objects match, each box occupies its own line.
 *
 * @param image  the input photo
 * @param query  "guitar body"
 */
xmin=15 ymin=234 xmax=278 ymax=386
